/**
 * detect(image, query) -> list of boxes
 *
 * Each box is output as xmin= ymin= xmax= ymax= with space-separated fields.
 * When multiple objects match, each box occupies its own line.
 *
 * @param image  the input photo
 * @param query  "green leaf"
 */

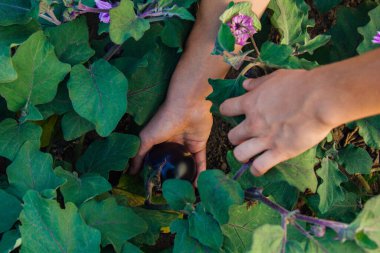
xmin=219 ymin=2 xmax=261 ymax=31
xmin=349 ymin=194 xmax=380 ymax=251
xmin=222 ymin=203 xmax=281 ymax=252
xmin=188 ymin=204 xmax=223 ymax=250
xmin=18 ymin=103 xmax=43 ymax=124
xmin=259 ymin=42 xmax=318 ymax=69
xmin=0 ymin=118 xmax=42 ymax=160
xmin=160 ymin=19 xmax=192 ymax=52
xmin=337 ymin=144 xmax=372 ymax=174
xmin=45 ymin=17 xmax=95 ymax=65
xmin=316 ymin=158 xmax=348 ymax=213
xmin=212 ymin=23 xmax=235 ymax=55
xmin=268 ymin=148 xmax=319 ymax=192
xmin=170 ymin=219 xmax=217 ymax=253
xmin=297 ymin=35 xmax=331 ymax=55
xmin=37 ymin=82 xmax=73 ymax=119
xmin=166 ymin=6 xmax=194 ymax=21
xmin=67 ymin=59 xmax=128 ymax=137
xmin=0 ymin=0 xmax=39 ymax=26
xmin=0 ymin=229 xmax=21 ymax=253
xmin=348 ymin=115 xmax=380 ymax=149
xmin=109 ymin=0 xmax=150 ymax=44
xmin=55 ymin=167 xmax=112 ymax=206
xmin=162 ymin=179 xmax=196 ymax=210
xmin=197 ymin=170 xmax=244 ymax=224
xmin=207 ymin=76 xmax=246 ymax=126
xmin=0 ymin=20 xmax=40 ymax=83
xmin=61 ymin=111 xmax=95 ymax=141
xmin=121 ymin=242 xmax=143 ymax=253
xmin=79 ymin=198 xmax=148 ymax=252
xmin=248 ymin=225 xmax=283 ymax=253
xmin=76 ymin=133 xmax=140 ymax=178
xmin=127 ymin=43 xmax=179 ymax=125
xmin=7 ymin=141 xmax=64 ymax=198
xmin=0 ymin=189 xmax=22 ymax=233
xmin=0 ymin=31 xmax=71 ymax=112
xmin=357 ymin=6 xmax=380 ymax=54
xmin=313 ymin=0 xmax=342 ymax=13
xmin=268 ymin=0 xmax=313 ymax=46
xmin=132 ymin=208 xmax=178 ymax=246
xmin=20 ymin=190 xmax=101 ymax=253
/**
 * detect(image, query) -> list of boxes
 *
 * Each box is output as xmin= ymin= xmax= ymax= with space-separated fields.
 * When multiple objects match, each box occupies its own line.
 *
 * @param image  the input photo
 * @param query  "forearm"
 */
xmin=314 ymin=48 xmax=380 ymax=127
xmin=166 ymin=0 xmax=270 ymax=107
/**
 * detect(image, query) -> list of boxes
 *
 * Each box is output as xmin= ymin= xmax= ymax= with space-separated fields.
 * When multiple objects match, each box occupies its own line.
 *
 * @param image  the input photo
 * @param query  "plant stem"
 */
xmin=245 ymin=188 xmax=349 ymax=234
xmin=250 ymin=36 xmax=260 ymax=57
xmin=46 ymin=9 xmax=62 ymax=25
xmin=39 ymin=14 xmax=61 ymax=25
xmin=233 ymin=162 xmax=251 ymax=180
xmin=76 ymin=3 xmax=109 ymax=13
xmin=293 ymin=222 xmax=328 ymax=253
xmin=355 ymin=174 xmax=373 ymax=195
xmin=104 ymin=44 xmax=122 ymax=61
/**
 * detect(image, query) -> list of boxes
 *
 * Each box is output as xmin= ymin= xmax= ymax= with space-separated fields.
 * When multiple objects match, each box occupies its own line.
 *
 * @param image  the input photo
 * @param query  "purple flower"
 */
xmin=373 ymin=31 xmax=380 ymax=44
xmin=95 ymin=0 xmax=112 ymax=23
xmin=228 ymin=14 xmax=257 ymax=46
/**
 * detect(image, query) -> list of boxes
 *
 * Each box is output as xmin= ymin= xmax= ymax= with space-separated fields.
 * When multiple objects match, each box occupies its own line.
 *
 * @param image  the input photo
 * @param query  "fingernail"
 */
xmin=250 ymin=166 xmax=260 ymax=177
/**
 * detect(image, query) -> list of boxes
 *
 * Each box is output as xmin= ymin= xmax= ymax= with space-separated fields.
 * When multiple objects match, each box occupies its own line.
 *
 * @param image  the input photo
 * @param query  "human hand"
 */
xmin=220 ymin=69 xmax=335 ymax=176
xmin=129 ymin=99 xmax=213 ymax=178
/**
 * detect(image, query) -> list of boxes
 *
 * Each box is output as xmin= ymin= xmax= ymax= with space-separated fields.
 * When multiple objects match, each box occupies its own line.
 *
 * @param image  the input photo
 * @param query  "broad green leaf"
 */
xmin=219 ymin=2 xmax=261 ymax=31
xmin=348 ymin=115 xmax=380 ymax=149
xmin=222 ymin=203 xmax=280 ymax=252
xmin=286 ymin=241 xmax=304 ymax=253
xmin=349 ymin=194 xmax=380 ymax=251
xmin=0 ymin=31 xmax=71 ymax=112
xmin=0 ymin=189 xmax=22 ymax=233
xmin=40 ymin=115 xmax=58 ymax=148
xmin=259 ymin=42 xmax=318 ymax=69
xmin=268 ymin=148 xmax=319 ymax=192
xmin=109 ymin=0 xmax=150 ymax=44
xmin=189 ymin=204 xmax=223 ymax=250
xmin=132 ymin=208 xmax=178 ymax=246
xmin=212 ymin=23 xmax=235 ymax=55
xmin=0 ymin=118 xmax=42 ymax=160
xmin=0 ymin=229 xmax=21 ymax=253
xmin=160 ymin=19 xmax=192 ymax=52
xmin=68 ymin=59 xmax=128 ymax=137
xmin=313 ymin=0 xmax=342 ymax=13
xmin=61 ymin=111 xmax=95 ymax=141
xmin=268 ymin=0 xmax=313 ymax=45
xmin=207 ymin=76 xmax=246 ymax=126
xmin=357 ymin=6 xmax=380 ymax=54
xmin=197 ymin=170 xmax=244 ymax=224
xmin=166 ymin=6 xmax=194 ymax=21
xmin=121 ymin=242 xmax=142 ymax=253
xmin=55 ymin=167 xmax=112 ymax=206
xmin=307 ymin=192 xmax=359 ymax=223
xmin=162 ymin=179 xmax=195 ymax=210
xmin=76 ymin=133 xmax=140 ymax=178
xmin=170 ymin=219 xmax=217 ymax=253
xmin=296 ymin=35 xmax=331 ymax=55
xmin=0 ymin=20 xmax=39 ymax=83
xmin=45 ymin=17 xmax=95 ymax=65
xmin=248 ymin=225 xmax=283 ymax=253
xmin=316 ymin=158 xmax=348 ymax=213
xmin=127 ymin=43 xmax=179 ymax=125
xmin=337 ymin=144 xmax=372 ymax=174
xmin=20 ymin=190 xmax=101 ymax=253
xmin=7 ymin=141 xmax=64 ymax=198
xmin=80 ymin=198 xmax=148 ymax=252
xmin=18 ymin=103 xmax=43 ymax=124
xmin=37 ymin=82 xmax=73 ymax=119
xmin=0 ymin=0 xmax=39 ymax=26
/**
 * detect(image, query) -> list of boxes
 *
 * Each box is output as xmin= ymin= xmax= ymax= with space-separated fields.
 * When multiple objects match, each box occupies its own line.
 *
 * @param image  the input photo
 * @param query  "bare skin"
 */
xmin=220 ymin=48 xmax=380 ymax=176
xmin=129 ymin=0 xmax=270 ymax=176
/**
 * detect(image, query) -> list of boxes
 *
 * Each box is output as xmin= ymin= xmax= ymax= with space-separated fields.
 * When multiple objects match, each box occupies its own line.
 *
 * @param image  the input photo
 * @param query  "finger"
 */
xmin=228 ymin=120 xmax=253 ymax=145
xmin=220 ymin=96 xmax=245 ymax=117
xmin=250 ymin=150 xmax=287 ymax=176
xmin=243 ymin=73 xmax=275 ymax=91
xmin=193 ymin=148 xmax=207 ymax=187
xmin=129 ymin=140 xmax=154 ymax=175
xmin=233 ymin=138 xmax=268 ymax=163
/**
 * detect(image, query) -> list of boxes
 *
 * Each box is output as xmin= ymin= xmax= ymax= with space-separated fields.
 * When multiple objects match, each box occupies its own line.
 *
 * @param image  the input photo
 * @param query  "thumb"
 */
xmin=193 ymin=148 xmax=207 ymax=187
